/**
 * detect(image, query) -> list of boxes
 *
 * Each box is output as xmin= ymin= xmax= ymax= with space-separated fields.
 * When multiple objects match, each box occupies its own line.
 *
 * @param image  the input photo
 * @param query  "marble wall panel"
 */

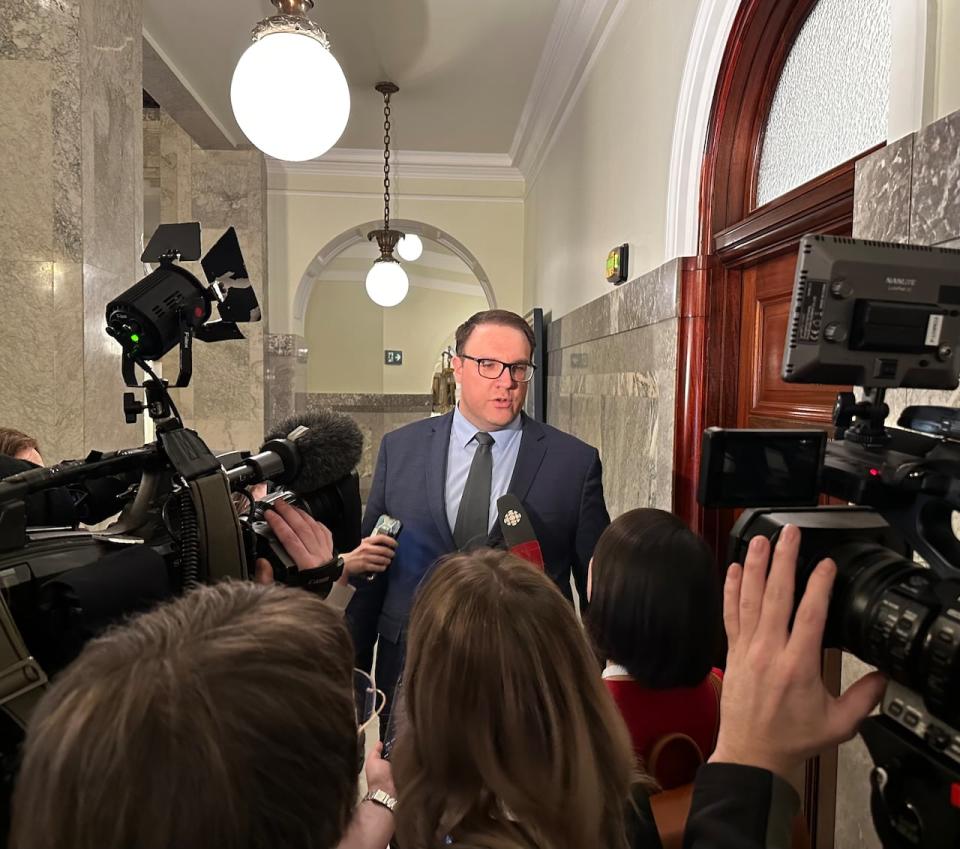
xmin=266 ymin=333 xmax=308 ymax=432
xmin=853 ymin=134 xmax=914 ymax=243
xmin=0 ymin=261 xmax=58 ymax=449
xmin=0 ymin=0 xmax=142 ymax=462
xmin=193 ymin=417 xmax=262 ymax=456
xmin=143 ymin=108 xmax=161 ymax=188
xmin=159 ymin=110 xmax=193 ymax=222
xmin=297 ymin=393 xmax=432 ymax=504
xmin=80 ymin=0 xmax=142 ymax=280
xmin=545 ymin=262 xmax=679 ymax=520
xmin=0 ymin=61 xmax=55 ymax=262
xmin=51 ymin=261 xmax=85 ymax=461
xmin=0 ymin=0 xmax=82 ymax=264
xmin=189 ymin=149 xmax=267 ymax=445
xmin=547 ymin=259 xmax=680 ymax=353
xmin=144 ymin=128 xmax=268 ymax=453
xmin=192 ymin=150 xmax=262 ymax=231
xmin=0 ymin=1 xmax=78 ymax=61
xmin=911 ymin=109 xmax=960 ymax=245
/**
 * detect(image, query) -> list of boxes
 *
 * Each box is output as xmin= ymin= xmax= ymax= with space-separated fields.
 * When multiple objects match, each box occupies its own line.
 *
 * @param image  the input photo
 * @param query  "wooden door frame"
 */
xmin=670 ymin=2 xmax=868 ymax=846
xmin=674 ymin=0 xmax=825 ymax=540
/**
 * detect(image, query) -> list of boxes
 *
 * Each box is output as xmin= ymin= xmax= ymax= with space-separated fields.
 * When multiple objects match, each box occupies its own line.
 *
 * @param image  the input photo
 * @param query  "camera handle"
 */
xmin=834 ymin=389 xmax=891 ymax=449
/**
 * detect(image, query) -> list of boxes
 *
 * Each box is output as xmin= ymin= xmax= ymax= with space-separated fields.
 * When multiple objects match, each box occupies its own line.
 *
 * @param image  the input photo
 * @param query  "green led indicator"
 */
xmin=130 ymin=333 xmax=140 ymax=343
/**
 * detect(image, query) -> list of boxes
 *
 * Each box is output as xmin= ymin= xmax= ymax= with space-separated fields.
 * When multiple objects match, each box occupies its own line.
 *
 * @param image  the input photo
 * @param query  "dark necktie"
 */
xmin=453 ymin=432 xmax=495 ymax=550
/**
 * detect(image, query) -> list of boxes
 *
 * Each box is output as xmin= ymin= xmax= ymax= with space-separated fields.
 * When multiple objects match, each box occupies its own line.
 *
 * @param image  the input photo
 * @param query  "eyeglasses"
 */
xmin=460 ymin=354 xmax=536 ymax=383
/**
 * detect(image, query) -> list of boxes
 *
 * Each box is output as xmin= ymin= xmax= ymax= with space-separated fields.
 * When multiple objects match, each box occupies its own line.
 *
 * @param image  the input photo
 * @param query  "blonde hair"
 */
xmin=11 ymin=581 xmax=358 ymax=849
xmin=393 ymin=549 xmax=642 ymax=849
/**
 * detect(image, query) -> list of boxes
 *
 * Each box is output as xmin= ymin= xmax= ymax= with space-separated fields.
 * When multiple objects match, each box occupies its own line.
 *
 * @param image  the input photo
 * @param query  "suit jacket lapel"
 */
xmin=427 ymin=411 xmax=457 ymax=551
xmin=487 ymin=413 xmax=547 ymax=547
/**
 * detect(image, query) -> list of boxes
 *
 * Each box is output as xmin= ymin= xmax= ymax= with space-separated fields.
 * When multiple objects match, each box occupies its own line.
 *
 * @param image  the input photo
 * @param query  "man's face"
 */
xmin=453 ymin=323 xmax=531 ymax=431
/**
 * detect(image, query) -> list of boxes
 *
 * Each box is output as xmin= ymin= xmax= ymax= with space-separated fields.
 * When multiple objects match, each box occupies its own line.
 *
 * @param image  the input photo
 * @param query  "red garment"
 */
xmin=605 ymin=669 xmax=722 ymax=787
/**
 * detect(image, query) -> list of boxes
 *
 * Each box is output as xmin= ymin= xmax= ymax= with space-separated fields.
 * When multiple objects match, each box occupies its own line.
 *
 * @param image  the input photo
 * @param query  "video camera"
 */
xmin=0 ymin=224 xmax=362 ymax=738
xmin=698 ymin=234 xmax=960 ymax=849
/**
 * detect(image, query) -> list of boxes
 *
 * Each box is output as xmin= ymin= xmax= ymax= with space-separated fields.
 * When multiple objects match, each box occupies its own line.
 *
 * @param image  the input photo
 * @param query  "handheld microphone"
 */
xmin=497 ymin=493 xmax=544 ymax=569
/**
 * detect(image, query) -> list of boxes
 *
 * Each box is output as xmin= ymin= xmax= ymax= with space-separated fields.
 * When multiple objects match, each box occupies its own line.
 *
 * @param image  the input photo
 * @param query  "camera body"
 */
xmin=698 ymin=234 xmax=960 ymax=849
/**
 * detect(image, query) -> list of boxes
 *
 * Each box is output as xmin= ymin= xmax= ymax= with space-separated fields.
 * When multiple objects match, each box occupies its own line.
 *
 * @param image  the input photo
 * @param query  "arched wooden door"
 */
xmin=672 ymin=1 xmax=891 ymax=845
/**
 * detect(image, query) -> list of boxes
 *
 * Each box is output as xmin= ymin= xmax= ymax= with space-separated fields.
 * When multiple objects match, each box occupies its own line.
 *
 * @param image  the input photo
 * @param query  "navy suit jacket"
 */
xmin=346 ymin=410 xmax=610 ymax=670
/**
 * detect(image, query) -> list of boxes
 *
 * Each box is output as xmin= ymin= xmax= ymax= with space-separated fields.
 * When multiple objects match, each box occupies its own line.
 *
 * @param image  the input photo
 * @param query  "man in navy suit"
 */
xmin=345 ymin=310 xmax=610 ymax=730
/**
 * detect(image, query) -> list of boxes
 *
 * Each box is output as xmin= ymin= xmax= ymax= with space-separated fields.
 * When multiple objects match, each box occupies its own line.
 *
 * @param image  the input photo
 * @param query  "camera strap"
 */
xmin=160 ymin=426 xmax=248 ymax=582
xmin=0 ymin=591 xmax=47 ymax=728
xmin=189 ymin=471 xmax=248 ymax=581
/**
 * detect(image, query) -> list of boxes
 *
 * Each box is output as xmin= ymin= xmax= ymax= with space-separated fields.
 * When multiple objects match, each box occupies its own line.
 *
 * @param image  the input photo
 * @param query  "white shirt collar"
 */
xmin=452 ymin=403 xmax=522 ymax=448
xmin=601 ymin=663 xmax=632 ymax=680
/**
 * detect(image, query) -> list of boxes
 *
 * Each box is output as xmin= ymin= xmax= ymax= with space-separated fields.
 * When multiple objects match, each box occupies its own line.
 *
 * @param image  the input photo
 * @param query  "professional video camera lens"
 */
xmin=831 ymin=542 xmax=960 ymax=726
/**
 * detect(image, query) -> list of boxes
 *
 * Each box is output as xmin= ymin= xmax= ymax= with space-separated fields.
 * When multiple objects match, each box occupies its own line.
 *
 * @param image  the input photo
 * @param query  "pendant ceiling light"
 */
xmin=231 ymin=0 xmax=350 ymax=162
xmin=396 ymin=234 xmax=423 ymax=262
xmin=365 ymin=82 xmax=410 ymax=308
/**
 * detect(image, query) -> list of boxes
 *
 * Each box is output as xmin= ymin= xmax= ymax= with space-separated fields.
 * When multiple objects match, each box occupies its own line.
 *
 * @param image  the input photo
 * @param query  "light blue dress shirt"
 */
xmin=444 ymin=404 xmax=524 ymax=537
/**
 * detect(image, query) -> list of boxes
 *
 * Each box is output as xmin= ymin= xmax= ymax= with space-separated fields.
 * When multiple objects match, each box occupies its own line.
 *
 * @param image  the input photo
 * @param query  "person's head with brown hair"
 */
xmin=0 ymin=427 xmax=42 ymax=466
xmin=453 ymin=310 xmax=536 ymax=432
xmin=454 ymin=310 xmax=536 ymax=360
xmin=393 ymin=548 xmax=641 ymax=849
xmin=10 ymin=581 xmax=358 ymax=849
xmin=586 ymin=508 xmax=721 ymax=689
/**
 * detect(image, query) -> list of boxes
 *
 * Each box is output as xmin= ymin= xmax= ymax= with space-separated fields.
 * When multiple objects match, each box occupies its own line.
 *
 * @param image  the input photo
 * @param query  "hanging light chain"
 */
xmin=382 ymin=91 xmax=392 ymax=232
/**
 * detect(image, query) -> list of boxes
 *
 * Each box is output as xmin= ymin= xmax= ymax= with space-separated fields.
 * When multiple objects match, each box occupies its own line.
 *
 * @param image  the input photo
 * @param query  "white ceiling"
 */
xmin=143 ymin=0 xmax=560 ymax=154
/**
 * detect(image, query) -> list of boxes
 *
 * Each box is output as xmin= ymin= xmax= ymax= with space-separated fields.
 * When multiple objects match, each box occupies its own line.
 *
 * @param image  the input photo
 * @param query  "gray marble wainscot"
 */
xmin=545 ymin=260 xmax=680 ymax=519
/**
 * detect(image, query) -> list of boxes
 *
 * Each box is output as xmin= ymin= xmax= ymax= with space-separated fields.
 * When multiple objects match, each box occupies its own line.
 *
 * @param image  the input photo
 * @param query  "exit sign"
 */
xmin=385 ymin=350 xmax=403 ymax=365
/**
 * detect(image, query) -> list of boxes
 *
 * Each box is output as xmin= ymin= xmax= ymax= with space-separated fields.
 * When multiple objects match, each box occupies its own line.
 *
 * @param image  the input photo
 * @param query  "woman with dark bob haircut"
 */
xmin=586 ymin=508 xmax=722 ymax=785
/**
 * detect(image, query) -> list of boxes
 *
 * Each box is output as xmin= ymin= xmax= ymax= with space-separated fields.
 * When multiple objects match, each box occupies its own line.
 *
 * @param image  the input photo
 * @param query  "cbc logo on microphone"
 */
xmin=504 ymin=510 xmax=522 ymax=527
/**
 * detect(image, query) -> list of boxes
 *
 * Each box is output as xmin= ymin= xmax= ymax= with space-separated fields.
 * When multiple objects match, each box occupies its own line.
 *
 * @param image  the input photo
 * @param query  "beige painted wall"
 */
xmin=267 ymin=170 xmax=524 ymax=335
xmin=382 ymin=285 xmax=488 ymax=394
xmin=523 ymin=0 xmax=701 ymax=317
xmin=305 ymin=281 xmax=384 ymax=393
xmin=305 ymin=280 xmax=487 ymax=395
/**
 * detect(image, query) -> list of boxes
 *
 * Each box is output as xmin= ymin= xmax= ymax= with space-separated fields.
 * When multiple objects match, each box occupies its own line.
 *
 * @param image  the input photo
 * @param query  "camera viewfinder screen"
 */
xmin=698 ymin=429 xmax=826 ymax=508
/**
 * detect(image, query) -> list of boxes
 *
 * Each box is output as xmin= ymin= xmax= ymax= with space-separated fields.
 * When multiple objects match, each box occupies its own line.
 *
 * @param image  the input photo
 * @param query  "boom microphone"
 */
xmin=497 ymin=493 xmax=544 ymax=569
xmin=266 ymin=410 xmax=364 ymax=493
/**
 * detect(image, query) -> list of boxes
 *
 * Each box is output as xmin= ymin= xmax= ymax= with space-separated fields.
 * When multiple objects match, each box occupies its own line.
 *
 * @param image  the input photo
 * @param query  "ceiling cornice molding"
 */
xmin=142 ymin=26 xmax=240 ymax=148
xmin=266 ymin=148 xmax=524 ymax=182
xmin=509 ymin=0 xmax=621 ymax=184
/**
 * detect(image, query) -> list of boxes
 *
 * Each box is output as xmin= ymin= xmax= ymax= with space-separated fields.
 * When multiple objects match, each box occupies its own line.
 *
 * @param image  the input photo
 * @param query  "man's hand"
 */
xmin=343 ymin=535 xmax=398 ymax=578
xmin=710 ymin=525 xmax=886 ymax=780
xmin=254 ymin=499 xmax=335 ymax=585
xmin=336 ymin=742 xmax=396 ymax=849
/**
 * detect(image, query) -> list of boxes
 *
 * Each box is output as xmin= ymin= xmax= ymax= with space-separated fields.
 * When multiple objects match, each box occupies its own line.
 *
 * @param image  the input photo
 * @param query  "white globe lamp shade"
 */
xmin=396 ymin=233 xmax=423 ymax=262
xmin=365 ymin=259 xmax=409 ymax=307
xmin=231 ymin=31 xmax=350 ymax=161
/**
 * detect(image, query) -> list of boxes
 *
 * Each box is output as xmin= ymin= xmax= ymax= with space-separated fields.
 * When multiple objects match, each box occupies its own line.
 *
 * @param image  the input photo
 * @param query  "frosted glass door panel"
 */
xmin=756 ymin=0 xmax=891 ymax=207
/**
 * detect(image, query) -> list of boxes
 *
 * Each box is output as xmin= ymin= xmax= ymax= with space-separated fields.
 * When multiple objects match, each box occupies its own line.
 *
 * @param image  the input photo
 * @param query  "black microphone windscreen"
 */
xmin=266 ymin=410 xmax=363 ymax=494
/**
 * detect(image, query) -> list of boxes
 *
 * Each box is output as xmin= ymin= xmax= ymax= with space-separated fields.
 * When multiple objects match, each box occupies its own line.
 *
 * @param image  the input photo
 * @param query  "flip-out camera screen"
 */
xmin=697 ymin=428 xmax=826 ymax=508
